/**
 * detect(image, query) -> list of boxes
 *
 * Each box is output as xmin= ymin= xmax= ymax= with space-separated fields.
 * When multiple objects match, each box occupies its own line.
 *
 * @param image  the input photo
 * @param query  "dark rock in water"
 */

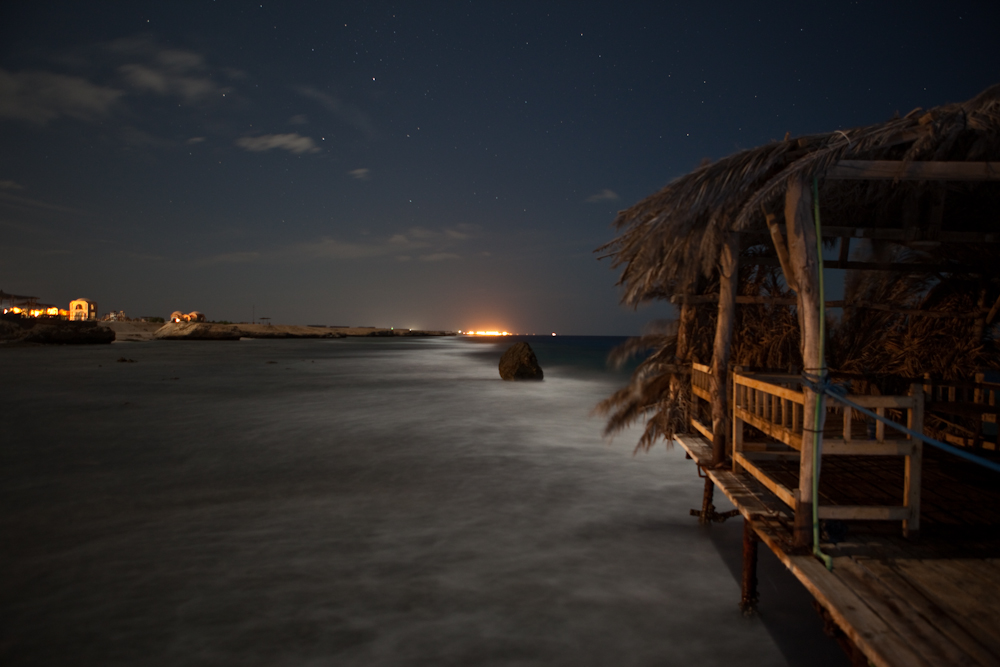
xmin=499 ymin=341 xmax=544 ymax=381
xmin=0 ymin=317 xmax=115 ymax=344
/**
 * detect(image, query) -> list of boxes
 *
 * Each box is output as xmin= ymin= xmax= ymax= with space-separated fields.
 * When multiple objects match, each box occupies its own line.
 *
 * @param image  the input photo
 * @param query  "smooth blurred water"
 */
xmin=1 ymin=336 xmax=846 ymax=666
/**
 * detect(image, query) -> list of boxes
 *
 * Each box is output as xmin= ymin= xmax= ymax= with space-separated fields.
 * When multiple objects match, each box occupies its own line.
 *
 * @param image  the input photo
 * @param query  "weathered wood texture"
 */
xmin=677 ymin=432 xmax=1000 ymax=666
xmin=710 ymin=234 xmax=739 ymax=465
xmin=785 ymin=174 xmax=825 ymax=547
xmin=751 ymin=517 xmax=1000 ymax=667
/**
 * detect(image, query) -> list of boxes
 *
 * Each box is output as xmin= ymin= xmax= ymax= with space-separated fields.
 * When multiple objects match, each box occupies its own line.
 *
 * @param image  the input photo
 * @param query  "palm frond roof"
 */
xmin=602 ymin=84 xmax=1000 ymax=306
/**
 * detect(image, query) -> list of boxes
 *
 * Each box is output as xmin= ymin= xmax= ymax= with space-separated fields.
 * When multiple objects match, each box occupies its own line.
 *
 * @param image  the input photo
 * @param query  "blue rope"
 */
xmin=800 ymin=373 xmax=1000 ymax=475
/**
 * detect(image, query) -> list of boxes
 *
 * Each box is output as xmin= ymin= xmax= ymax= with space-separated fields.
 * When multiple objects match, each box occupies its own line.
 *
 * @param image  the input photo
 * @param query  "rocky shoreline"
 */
xmin=0 ymin=318 xmax=457 ymax=344
xmin=0 ymin=317 xmax=116 ymax=344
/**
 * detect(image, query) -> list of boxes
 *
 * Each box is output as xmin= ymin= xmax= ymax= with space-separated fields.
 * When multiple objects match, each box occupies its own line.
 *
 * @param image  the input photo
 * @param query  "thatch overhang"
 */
xmin=602 ymin=83 xmax=1000 ymax=306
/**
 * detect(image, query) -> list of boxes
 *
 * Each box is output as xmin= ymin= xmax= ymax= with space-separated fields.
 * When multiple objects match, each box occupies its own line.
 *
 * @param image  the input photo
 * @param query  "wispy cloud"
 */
xmin=585 ymin=188 xmax=619 ymax=203
xmin=293 ymin=85 xmax=377 ymax=138
xmin=185 ymin=136 xmax=205 ymax=144
xmin=195 ymin=225 xmax=473 ymax=266
xmin=284 ymin=237 xmax=406 ymax=260
xmin=235 ymin=133 xmax=321 ymax=154
xmin=419 ymin=252 xmax=461 ymax=262
xmin=0 ymin=191 xmax=79 ymax=214
xmin=119 ymin=62 xmax=228 ymax=103
xmin=445 ymin=226 xmax=477 ymax=240
xmin=348 ymin=167 xmax=370 ymax=180
xmin=111 ymin=37 xmax=234 ymax=104
xmin=196 ymin=251 xmax=261 ymax=266
xmin=0 ymin=180 xmax=25 ymax=191
xmin=0 ymin=68 xmax=123 ymax=124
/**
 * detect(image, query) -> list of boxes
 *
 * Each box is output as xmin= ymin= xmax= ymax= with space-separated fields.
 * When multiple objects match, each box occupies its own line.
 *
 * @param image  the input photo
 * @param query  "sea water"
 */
xmin=0 ymin=336 xmax=846 ymax=666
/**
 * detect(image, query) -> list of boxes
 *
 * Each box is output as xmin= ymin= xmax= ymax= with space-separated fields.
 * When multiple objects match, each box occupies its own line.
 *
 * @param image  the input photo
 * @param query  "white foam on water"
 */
xmin=0 ymin=338 xmax=843 ymax=666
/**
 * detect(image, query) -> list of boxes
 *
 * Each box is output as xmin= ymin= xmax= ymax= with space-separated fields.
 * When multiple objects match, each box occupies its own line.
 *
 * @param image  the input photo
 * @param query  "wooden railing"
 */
xmin=923 ymin=374 xmax=999 ymax=452
xmin=728 ymin=372 xmax=924 ymax=536
xmin=689 ymin=362 xmax=714 ymax=441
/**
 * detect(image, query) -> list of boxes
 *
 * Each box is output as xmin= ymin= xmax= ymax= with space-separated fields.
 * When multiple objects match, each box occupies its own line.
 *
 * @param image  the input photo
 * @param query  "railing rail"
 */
xmin=727 ymin=371 xmax=924 ymax=537
xmin=923 ymin=374 xmax=999 ymax=451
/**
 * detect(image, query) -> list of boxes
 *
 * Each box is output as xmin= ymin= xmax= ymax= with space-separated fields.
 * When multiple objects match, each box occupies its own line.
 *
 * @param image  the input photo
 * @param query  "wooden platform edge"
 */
xmin=674 ymin=435 xmax=773 ymax=520
xmin=673 ymin=433 xmax=950 ymax=667
xmin=752 ymin=522 xmax=933 ymax=667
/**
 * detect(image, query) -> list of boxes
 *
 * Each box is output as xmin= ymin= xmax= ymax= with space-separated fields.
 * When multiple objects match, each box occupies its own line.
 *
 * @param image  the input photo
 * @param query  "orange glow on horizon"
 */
xmin=462 ymin=329 xmax=511 ymax=336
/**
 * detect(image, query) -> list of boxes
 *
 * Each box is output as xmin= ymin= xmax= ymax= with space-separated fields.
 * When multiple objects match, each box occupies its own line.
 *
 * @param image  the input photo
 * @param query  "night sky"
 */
xmin=1 ymin=2 xmax=997 ymax=334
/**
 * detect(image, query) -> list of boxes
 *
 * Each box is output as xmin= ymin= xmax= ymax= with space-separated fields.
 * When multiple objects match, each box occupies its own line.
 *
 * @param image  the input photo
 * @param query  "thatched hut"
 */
xmin=599 ymin=84 xmax=1000 ymax=546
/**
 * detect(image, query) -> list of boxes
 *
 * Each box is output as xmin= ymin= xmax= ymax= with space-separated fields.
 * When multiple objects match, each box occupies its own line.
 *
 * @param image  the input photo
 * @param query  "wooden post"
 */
xmin=673 ymin=300 xmax=696 ymax=428
xmin=698 ymin=475 xmax=715 ymax=525
xmin=904 ymin=383 xmax=924 ymax=539
xmin=785 ymin=174 xmax=826 ymax=549
xmin=710 ymin=233 xmax=739 ymax=466
xmin=740 ymin=518 xmax=760 ymax=615
xmin=732 ymin=376 xmax=744 ymax=473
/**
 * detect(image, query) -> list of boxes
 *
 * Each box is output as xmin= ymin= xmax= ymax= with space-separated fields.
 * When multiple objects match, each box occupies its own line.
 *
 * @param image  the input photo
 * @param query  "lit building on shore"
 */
xmin=69 ymin=298 xmax=97 ymax=321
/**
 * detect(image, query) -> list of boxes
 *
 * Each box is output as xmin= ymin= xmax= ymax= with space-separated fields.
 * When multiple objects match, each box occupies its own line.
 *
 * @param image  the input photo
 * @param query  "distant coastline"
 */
xmin=0 ymin=317 xmax=457 ymax=345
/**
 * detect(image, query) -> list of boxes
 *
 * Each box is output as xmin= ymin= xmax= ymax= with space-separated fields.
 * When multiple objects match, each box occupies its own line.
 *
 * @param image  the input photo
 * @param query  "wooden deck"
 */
xmin=676 ymin=433 xmax=1000 ymax=667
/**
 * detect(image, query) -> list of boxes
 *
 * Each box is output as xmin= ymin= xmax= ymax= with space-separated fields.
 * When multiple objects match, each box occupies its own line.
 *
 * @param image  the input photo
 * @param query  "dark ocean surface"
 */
xmin=1 ymin=336 xmax=847 ymax=666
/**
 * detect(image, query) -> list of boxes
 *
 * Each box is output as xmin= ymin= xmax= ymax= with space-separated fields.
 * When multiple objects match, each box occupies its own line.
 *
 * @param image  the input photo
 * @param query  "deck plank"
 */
xmin=833 ymin=558 xmax=988 ymax=666
xmin=675 ymin=435 xmax=775 ymax=518
xmin=892 ymin=559 xmax=1000 ymax=658
xmin=790 ymin=555 xmax=935 ymax=667
xmin=676 ymin=427 xmax=1000 ymax=667
xmin=854 ymin=558 xmax=999 ymax=667
xmin=751 ymin=521 xmax=934 ymax=667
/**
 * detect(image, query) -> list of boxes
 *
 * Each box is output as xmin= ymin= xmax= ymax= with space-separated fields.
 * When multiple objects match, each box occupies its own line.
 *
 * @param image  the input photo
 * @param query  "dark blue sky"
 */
xmin=1 ymin=1 xmax=997 ymax=333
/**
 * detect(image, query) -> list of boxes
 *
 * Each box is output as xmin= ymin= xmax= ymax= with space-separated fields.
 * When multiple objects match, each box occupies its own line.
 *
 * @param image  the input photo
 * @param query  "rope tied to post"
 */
xmin=799 ymin=373 xmax=1000 ymax=475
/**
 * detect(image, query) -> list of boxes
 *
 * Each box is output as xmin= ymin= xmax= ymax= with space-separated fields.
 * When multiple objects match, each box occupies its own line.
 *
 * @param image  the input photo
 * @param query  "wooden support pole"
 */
xmin=740 ymin=518 xmax=760 ymax=615
xmin=710 ymin=233 xmax=739 ymax=466
xmin=904 ymin=383 xmax=924 ymax=539
xmin=699 ymin=476 xmax=715 ymax=525
xmin=785 ymin=174 xmax=826 ymax=549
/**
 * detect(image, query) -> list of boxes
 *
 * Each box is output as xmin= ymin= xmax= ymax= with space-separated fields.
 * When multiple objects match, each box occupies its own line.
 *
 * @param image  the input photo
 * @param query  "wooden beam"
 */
xmin=748 ymin=256 xmax=955 ymax=272
xmin=675 ymin=293 xmax=986 ymax=318
xmin=827 ymin=160 xmax=1000 ymax=181
xmin=734 ymin=452 xmax=796 ymax=508
xmin=672 ymin=294 xmax=845 ymax=307
xmin=690 ymin=417 xmax=713 ymax=441
xmin=734 ymin=375 xmax=805 ymax=404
